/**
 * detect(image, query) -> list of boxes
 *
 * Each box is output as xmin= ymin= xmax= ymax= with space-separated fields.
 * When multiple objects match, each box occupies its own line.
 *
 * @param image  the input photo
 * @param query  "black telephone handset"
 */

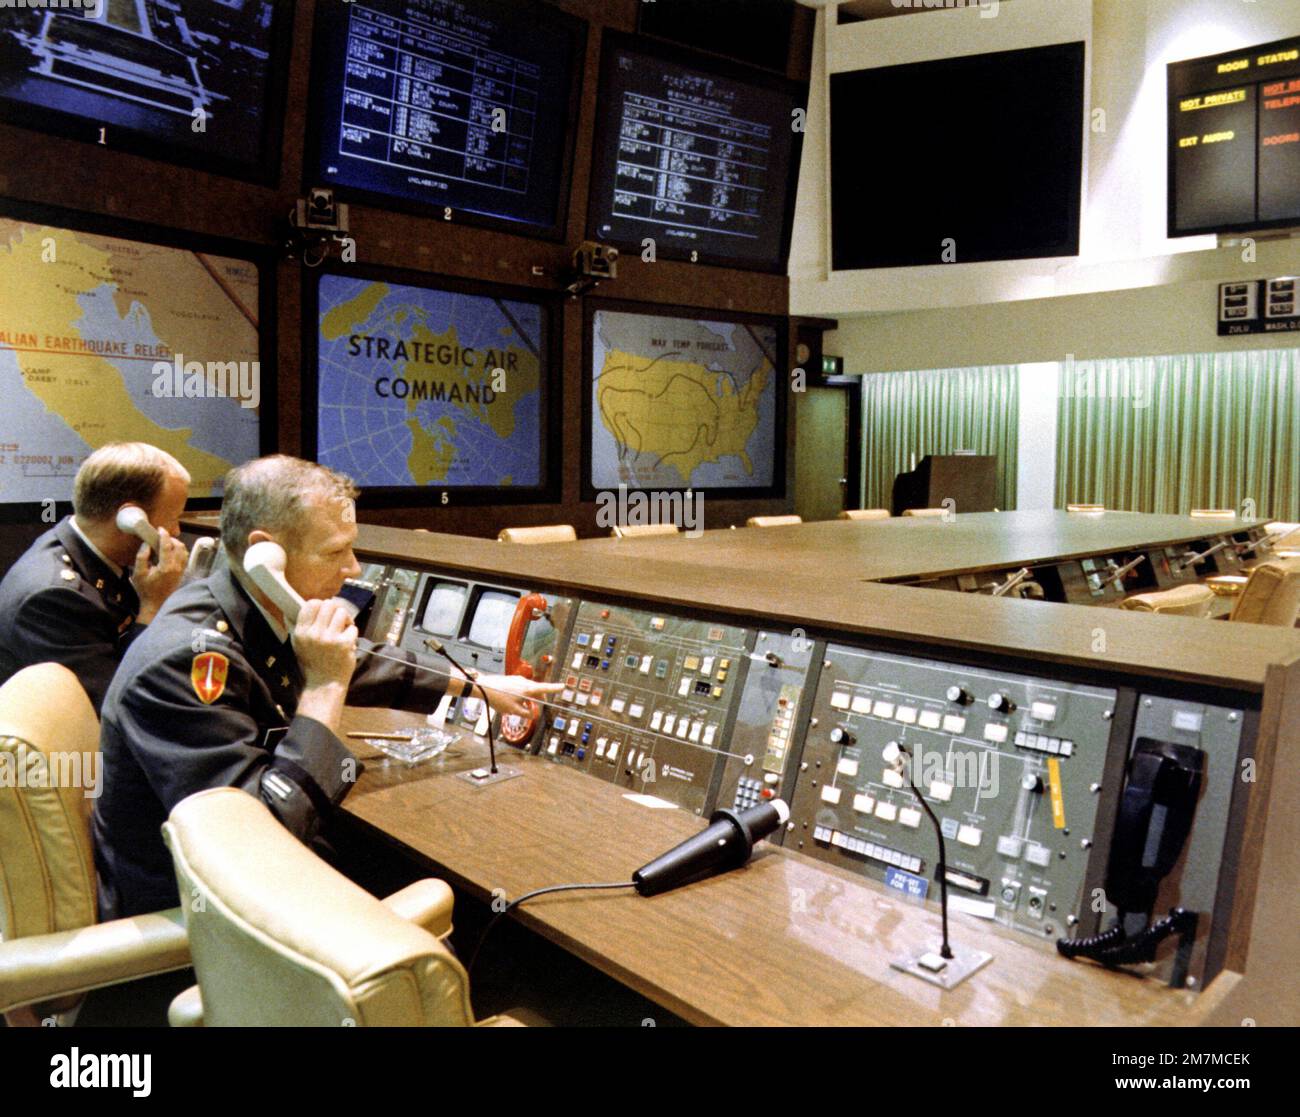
xmin=1106 ymin=738 xmax=1204 ymax=916
xmin=1059 ymin=738 xmax=1204 ymax=982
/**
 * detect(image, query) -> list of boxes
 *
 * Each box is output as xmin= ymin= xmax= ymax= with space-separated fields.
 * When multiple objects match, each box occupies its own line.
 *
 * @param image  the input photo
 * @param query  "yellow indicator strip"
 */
xmin=1047 ymin=757 xmax=1066 ymax=830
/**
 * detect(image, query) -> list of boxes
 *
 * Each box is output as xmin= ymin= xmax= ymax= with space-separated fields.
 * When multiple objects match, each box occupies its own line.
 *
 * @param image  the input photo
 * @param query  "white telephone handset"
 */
xmin=243 ymin=541 xmax=305 ymax=625
xmin=116 ymin=505 xmax=160 ymax=554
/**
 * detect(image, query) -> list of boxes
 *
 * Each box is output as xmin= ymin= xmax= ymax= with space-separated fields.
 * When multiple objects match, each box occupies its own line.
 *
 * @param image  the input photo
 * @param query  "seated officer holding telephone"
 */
xmin=0 ymin=442 xmax=191 ymax=712
xmin=94 ymin=454 xmax=561 ymax=920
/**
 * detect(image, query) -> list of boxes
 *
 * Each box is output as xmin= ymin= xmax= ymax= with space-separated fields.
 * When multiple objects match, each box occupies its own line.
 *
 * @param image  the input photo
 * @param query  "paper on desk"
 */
xmin=950 ymin=895 xmax=996 ymax=920
xmin=623 ymin=792 xmax=678 ymax=810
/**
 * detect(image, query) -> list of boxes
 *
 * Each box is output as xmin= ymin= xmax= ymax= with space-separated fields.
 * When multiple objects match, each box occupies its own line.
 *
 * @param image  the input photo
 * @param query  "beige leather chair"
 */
xmin=1266 ymin=522 xmax=1300 ymax=551
xmin=0 ymin=664 xmax=189 ymax=1025
xmin=902 ymin=508 xmax=948 ymax=518
xmin=745 ymin=515 xmax=802 ymax=528
xmin=497 ymin=524 xmax=577 ymax=544
xmin=162 ymin=787 xmax=521 ymax=1027
xmin=838 ymin=509 xmax=891 ymax=521
xmin=1120 ymin=584 xmax=1216 ymax=617
xmin=611 ymin=523 xmax=679 ymax=538
xmin=1228 ymin=556 xmax=1300 ymax=626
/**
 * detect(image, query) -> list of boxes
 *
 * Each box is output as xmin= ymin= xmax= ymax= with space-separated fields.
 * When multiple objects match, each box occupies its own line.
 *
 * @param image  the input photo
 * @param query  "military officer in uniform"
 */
xmin=93 ymin=454 xmax=561 ymax=920
xmin=0 ymin=442 xmax=190 ymax=712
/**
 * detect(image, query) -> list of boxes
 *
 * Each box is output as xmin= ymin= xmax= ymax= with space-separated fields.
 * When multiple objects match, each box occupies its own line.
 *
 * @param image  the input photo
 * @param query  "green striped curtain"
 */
xmin=861 ymin=366 xmax=1019 ymax=511
xmin=1055 ymin=349 xmax=1300 ymax=520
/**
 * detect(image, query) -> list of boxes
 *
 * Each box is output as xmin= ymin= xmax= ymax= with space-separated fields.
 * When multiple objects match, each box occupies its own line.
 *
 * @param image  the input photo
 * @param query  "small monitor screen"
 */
xmin=419 ymin=580 xmax=467 ymax=636
xmin=586 ymin=33 xmax=805 ymax=272
xmin=308 ymin=0 xmax=583 ymax=238
xmin=312 ymin=270 xmax=550 ymax=496
xmin=0 ymin=1 xmax=289 ymax=181
xmin=466 ymin=589 xmax=520 ymax=651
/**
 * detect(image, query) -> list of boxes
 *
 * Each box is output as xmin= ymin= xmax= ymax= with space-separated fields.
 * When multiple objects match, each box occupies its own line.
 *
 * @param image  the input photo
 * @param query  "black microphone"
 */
xmin=424 ymin=637 xmax=498 ymax=775
xmin=633 ymin=799 xmax=789 ymax=896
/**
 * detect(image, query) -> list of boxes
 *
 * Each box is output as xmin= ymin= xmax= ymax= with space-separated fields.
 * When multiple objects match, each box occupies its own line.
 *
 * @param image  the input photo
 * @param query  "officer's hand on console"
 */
xmin=469 ymin=673 xmax=564 ymax=719
xmin=131 ymin=526 xmax=189 ymax=624
xmin=293 ymin=598 xmax=359 ymax=731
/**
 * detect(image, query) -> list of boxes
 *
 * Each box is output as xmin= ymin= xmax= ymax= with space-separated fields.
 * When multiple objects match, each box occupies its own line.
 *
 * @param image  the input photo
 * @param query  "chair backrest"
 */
xmin=745 ymin=515 xmax=802 ymax=528
xmin=0 ymin=664 xmax=100 ymax=941
xmin=838 ymin=509 xmax=890 ymax=521
xmin=163 ymin=788 xmax=477 ymax=1027
xmin=1267 ymin=522 xmax=1300 ymax=551
xmin=1120 ymin=584 xmax=1216 ymax=617
xmin=497 ymin=524 xmax=577 ymax=544
xmin=1229 ymin=557 xmax=1300 ymax=626
xmin=611 ymin=522 xmax=680 ymax=538
xmin=902 ymin=508 xmax=948 ymax=518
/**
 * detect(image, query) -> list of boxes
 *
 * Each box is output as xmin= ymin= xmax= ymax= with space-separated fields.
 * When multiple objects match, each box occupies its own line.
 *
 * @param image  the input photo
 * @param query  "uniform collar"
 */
xmin=68 ymin=517 xmax=125 ymax=577
xmin=209 ymin=566 xmax=291 ymax=650
xmin=55 ymin=518 xmax=130 ymax=589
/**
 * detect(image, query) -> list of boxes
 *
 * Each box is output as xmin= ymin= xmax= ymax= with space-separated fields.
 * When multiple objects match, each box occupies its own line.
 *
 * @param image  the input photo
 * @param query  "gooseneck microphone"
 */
xmin=884 ymin=740 xmax=953 ymax=960
xmin=632 ymin=799 xmax=789 ymax=896
xmin=423 ymin=637 xmax=498 ymax=775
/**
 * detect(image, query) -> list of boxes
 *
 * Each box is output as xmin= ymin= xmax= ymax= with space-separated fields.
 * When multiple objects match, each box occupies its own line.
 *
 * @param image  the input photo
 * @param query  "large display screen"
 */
xmin=307 ymin=0 xmax=584 ymax=239
xmin=311 ymin=269 xmax=552 ymax=499
xmin=585 ymin=302 xmax=783 ymax=495
xmin=586 ymin=33 xmax=806 ymax=272
xmin=0 ymin=210 xmax=263 ymax=506
xmin=831 ymin=42 xmax=1085 ymax=269
xmin=1168 ymin=35 xmax=1300 ymax=236
xmin=0 ymin=1 xmax=291 ymax=182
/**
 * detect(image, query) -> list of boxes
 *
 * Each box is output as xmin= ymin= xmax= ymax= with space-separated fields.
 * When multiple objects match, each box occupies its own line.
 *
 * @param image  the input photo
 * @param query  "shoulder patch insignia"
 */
xmin=191 ymin=651 xmax=230 ymax=705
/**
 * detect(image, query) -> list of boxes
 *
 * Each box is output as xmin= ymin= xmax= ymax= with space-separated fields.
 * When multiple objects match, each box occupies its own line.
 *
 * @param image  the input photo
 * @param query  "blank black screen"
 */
xmin=831 ymin=42 xmax=1085 ymax=270
xmin=637 ymin=0 xmax=796 ymax=74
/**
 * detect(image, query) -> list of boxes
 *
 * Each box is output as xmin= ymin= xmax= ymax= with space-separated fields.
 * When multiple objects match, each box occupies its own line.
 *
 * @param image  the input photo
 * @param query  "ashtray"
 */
xmin=367 ymin=726 xmax=456 ymax=766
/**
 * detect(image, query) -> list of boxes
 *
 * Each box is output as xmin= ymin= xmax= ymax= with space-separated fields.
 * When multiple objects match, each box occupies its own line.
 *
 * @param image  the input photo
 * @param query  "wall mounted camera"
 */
xmin=282 ymin=188 xmax=353 ymax=267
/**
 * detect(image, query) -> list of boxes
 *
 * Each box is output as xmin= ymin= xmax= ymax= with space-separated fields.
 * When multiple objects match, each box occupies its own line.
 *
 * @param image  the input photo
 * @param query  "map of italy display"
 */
xmin=0 ymin=219 xmax=260 ymax=504
xmin=591 ymin=309 xmax=777 ymax=489
xmin=316 ymin=275 xmax=544 ymax=489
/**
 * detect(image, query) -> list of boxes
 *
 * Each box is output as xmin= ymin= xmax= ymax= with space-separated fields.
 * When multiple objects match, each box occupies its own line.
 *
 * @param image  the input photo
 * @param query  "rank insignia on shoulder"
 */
xmin=192 ymin=651 xmax=231 ymax=705
xmin=60 ymin=570 xmax=77 ymax=582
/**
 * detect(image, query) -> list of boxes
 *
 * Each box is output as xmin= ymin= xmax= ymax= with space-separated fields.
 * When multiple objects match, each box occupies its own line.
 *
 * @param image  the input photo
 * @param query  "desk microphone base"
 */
xmin=457 ymin=764 xmax=522 ymax=788
xmin=891 ymin=944 xmax=993 ymax=990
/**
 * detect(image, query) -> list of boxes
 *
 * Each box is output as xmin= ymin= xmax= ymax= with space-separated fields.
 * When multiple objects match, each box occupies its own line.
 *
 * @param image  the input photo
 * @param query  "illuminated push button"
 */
xmin=853 ymin=792 xmax=876 ymax=814
xmin=575 ymin=692 xmax=589 ymax=707
xmin=702 ymin=725 xmax=717 ymax=746
xmin=716 ymin=671 xmax=728 ymax=683
xmin=1045 ymin=738 xmax=1061 ymax=754
xmin=711 ymin=686 xmax=724 ymax=699
xmin=837 ymin=757 xmax=859 ymax=777
xmin=874 ymin=801 xmax=898 ymax=822
xmin=821 ymin=785 xmax=843 ymax=805
xmin=560 ymin=689 xmax=575 ymax=703
xmin=547 ymin=737 xmax=559 ymax=755
xmin=1030 ymin=700 xmax=1058 ymax=723
xmin=918 ymin=710 xmax=942 ymax=730
xmin=567 ymin=721 xmax=580 ymax=738
xmin=689 ymin=720 xmax=703 ymax=742
xmin=830 ymin=691 xmax=851 ymax=710
xmin=571 ymin=653 xmax=584 ymax=669
xmin=898 ymin=807 xmax=922 ymax=829
xmin=1171 ymin=709 xmax=1203 ymax=733
xmin=662 ymin=714 xmax=676 ymax=734
xmin=1025 ymin=843 xmax=1051 ymax=867
xmin=895 ymin=706 xmax=918 ymax=724
xmin=872 ymin=701 xmax=895 ymax=719
xmin=607 ymin=742 xmax=620 ymax=761
xmin=683 ymin=655 xmax=700 ymax=671
xmin=676 ymin=719 xmax=689 ymax=738
xmin=650 ymin=710 xmax=663 ymax=731
xmin=595 ymin=738 xmax=607 ymax=757
xmin=882 ymin=768 xmax=905 ymax=789
xmin=929 ymin=780 xmax=953 ymax=802
xmin=942 ymin=714 xmax=966 ymax=735
xmin=851 ymin=695 xmax=872 ymax=715
xmin=701 ymin=656 xmax=714 ymax=675
xmin=678 ymin=676 xmax=692 ymax=697
xmin=628 ymin=703 xmax=644 ymax=720
xmin=764 ymin=772 xmax=780 ymax=785
xmin=996 ymin=835 xmax=1024 ymax=859
xmin=592 ymin=633 xmax=604 ymax=650
xmin=957 ymin=825 xmax=982 ymax=848
xmin=610 ymin=697 xmax=626 ymax=714
xmin=1060 ymin=740 xmax=1074 ymax=757
xmin=640 ymin=655 xmax=653 ymax=674
xmin=984 ymin=723 xmax=1008 ymax=743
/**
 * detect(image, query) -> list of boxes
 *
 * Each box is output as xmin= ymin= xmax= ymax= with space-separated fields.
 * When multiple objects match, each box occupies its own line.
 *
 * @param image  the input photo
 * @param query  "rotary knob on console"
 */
xmin=1021 ymin=772 xmax=1043 ymax=793
xmin=829 ymin=726 xmax=855 ymax=746
xmin=946 ymin=685 xmax=973 ymax=705
xmin=987 ymin=692 xmax=1016 ymax=715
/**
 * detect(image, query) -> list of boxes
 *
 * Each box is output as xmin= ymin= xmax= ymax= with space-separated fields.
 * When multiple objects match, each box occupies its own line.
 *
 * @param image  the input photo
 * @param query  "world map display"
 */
xmin=316 ymin=275 xmax=545 ymax=489
xmin=0 ymin=219 xmax=260 ymax=504
xmin=590 ymin=308 xmax=777 ymax=489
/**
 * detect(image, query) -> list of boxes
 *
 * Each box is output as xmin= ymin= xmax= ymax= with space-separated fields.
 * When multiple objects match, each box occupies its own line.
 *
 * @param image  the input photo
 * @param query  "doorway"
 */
xmin=794 ymin=379 xmax=862 ymax=521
